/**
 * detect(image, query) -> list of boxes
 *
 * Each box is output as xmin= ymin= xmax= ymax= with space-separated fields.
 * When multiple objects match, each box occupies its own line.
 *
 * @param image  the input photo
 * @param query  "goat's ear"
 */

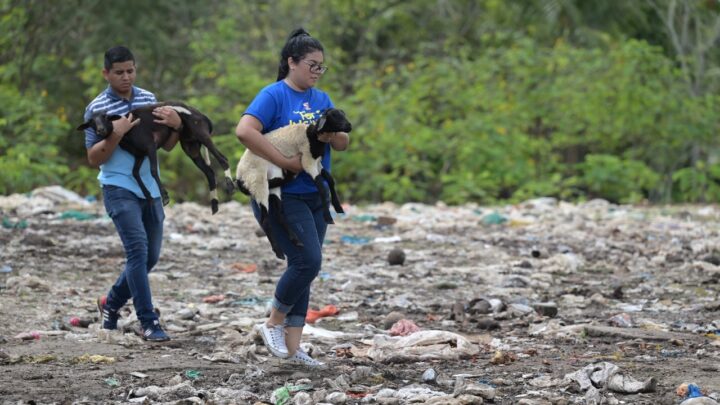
xmin=76 ymin=121 xmax=92 ymax=131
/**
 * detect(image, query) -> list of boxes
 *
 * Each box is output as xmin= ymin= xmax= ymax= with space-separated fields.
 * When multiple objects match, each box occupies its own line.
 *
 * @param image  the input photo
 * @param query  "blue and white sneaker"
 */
xmin=141 ymin=320 xmax=170 ymax=342
xmin=96 ymin=296 xmax=119 ymax=330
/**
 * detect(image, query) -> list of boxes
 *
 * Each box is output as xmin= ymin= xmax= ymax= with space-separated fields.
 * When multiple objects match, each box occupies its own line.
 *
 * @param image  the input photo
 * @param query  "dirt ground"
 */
xmin=0 ymin=190 xmax=719 ymax=404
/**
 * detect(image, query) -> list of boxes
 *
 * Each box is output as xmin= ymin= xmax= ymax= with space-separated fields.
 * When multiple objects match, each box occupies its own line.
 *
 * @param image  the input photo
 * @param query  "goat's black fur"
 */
xmin=78 ymin=101 xmax=234 ymax=214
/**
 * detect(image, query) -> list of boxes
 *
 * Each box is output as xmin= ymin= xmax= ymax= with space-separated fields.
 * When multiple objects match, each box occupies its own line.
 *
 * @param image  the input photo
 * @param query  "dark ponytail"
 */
xmin=276 ymin=28 xmax=324 ymax=81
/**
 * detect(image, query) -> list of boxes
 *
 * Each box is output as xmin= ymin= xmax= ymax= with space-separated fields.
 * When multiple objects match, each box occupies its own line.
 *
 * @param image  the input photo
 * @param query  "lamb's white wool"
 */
xmin=235 ymin=123 xmax=319 ymax=211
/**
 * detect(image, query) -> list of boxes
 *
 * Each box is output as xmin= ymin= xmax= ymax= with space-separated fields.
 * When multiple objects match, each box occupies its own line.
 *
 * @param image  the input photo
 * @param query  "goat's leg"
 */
xmin=132 ymin=157 xmax=154 ymax=203
xmin=147 ymin=148 xmax=169 ymax=206
xmin=200 ymin=140 xmax=234 ymax=195
xmin=184 ymin=141 xmax=219 ymax=214
xmin=190 ymin=155 xmax=218 ymax=214
xmin=199 ymin=146 xmax=220 ymax=213
xmin=269 ymin=192 xmax=303 ymax=247
xmin=320 ymin=168 xmax=344 ymax=214
xmin=312 ymin=175 xmax=334 ymax=224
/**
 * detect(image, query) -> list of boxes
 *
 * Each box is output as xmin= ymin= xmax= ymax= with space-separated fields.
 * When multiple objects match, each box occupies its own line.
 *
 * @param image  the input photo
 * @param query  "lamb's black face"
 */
xmin=317 ymin=108 xmax=352 ymax=134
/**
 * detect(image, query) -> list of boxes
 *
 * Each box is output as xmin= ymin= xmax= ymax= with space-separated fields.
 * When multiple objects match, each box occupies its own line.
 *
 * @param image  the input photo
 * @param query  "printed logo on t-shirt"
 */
xmin=290 ymin=109 xmax=322 ymax=125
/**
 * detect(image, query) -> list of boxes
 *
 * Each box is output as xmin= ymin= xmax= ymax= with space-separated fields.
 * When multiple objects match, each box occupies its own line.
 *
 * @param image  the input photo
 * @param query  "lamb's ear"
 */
xmin=316 ymin=116 xmax=328 ymax=132
xmin=76 ymin=121 xmax=92 ymax=131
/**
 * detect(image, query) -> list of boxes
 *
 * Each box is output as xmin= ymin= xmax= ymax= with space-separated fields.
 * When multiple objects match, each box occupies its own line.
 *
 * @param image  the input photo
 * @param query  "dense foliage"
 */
xmin=2 ymin=0 xmax=719 ymax=204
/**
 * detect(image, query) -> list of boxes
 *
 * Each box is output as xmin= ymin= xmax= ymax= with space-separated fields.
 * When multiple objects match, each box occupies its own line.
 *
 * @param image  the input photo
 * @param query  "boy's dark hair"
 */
xmin=277 ymin=28 xmax=324 ymax=81
xmin=104 ymin=46 xmax=135 ymax=70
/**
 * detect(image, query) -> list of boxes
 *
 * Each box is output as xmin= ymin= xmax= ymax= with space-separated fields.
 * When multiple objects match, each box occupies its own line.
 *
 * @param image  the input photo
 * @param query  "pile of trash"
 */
xmin=0 ymin=186 xmax=719 ymax=403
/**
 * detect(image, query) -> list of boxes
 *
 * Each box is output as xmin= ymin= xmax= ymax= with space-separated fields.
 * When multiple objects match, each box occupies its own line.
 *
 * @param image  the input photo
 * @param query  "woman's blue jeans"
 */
xmin=102 ymin=185 xmax=163 ymax=326
xmin=252 ymin=192 xmax=327 ymax=327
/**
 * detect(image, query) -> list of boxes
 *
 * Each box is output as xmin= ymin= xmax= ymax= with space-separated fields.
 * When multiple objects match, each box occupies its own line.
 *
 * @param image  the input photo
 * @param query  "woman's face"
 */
xmin=288 ymin=50 xmax=326 ymax=90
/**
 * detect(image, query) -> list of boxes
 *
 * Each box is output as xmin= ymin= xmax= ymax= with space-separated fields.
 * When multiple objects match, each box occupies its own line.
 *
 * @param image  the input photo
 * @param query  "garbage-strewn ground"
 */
xmin=1 ymin=186 xmax=719 ymax=404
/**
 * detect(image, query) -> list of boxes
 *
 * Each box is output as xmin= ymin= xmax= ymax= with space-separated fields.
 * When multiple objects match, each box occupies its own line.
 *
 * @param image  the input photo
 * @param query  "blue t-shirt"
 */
xmin=84 ymin=86 xmax=161 ymax=199
xmin=244 ymin=80 xmax=334 ymax=194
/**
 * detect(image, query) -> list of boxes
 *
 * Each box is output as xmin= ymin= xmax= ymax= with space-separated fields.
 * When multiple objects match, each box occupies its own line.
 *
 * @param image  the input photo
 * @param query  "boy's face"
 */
xmin=103 ymin=60 xmax=136 ymax=98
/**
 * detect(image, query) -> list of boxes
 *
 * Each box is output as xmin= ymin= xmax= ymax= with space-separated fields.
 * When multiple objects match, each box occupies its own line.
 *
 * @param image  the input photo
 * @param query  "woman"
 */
xmin=235 ymin=28 xmax=350 ymax=367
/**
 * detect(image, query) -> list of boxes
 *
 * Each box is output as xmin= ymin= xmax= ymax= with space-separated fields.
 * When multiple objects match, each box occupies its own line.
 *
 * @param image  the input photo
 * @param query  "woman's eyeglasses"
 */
xmin=302 ymin=60 xmax=328 ymax=74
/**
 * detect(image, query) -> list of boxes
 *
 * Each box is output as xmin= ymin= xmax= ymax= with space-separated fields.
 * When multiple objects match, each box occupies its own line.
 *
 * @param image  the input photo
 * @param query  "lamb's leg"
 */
xmin=269 ymin=191 xmax=303 ymax=247
xmin=259 ymin=203 xmax=284 ymax=259
xmin=303 ymin=157 xmax=334 ymax=223
xmin=320 ymin=168 xmax=344 ymax=214
xmin=312 ymin=175 xmax=334 ymax=224
xmin=132 ymin=157 xmax=154 ymax=203
xmin=200 ymin=140 xmax=234 ymax=195
xmin=147 ymin=148 xmax=169 ymax=206
xmin=235 ymin=179 xmax=251 ymax=196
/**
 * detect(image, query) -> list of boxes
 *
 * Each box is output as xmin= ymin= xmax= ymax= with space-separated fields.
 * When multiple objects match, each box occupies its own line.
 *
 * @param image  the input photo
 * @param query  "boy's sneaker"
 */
xmin=141 ymin=320 xmax=170 ymax=342
xmin=285 ymin=348 xmax=326 ymax=368
xmin=258 ymin=323 xmax=289 ymax=358
xmin=96 ymin=296 xmax=119 ymax=330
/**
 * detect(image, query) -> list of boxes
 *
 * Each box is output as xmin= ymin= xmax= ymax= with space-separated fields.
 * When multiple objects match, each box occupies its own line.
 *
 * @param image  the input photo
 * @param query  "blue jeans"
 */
xmin=252 ymin=192 xmax=327 ymax=327
xmin=102 ymin=185 xmax=164 ymax=326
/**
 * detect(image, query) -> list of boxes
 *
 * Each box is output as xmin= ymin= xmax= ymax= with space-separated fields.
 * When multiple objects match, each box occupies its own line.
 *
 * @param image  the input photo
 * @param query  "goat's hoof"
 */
xmin=211 ymin=199 xmax=219 ymax=214
xmin=324 ymin=215 xmax=335 ymax=224
xmin=291 ymin=239 xmax=304 ymax=247
xmin=223 ymin=178 xmax=235 ymax=195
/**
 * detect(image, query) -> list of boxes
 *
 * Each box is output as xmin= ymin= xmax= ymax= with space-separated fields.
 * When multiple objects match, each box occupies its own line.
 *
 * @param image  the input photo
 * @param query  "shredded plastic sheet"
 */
xmin=367 ymin=330 xmax=479 ymax=362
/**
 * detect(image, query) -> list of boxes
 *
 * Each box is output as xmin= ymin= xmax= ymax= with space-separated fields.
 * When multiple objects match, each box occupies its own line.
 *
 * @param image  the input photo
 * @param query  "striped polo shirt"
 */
xmin=83 ymin=86 xmax=161 ymax=199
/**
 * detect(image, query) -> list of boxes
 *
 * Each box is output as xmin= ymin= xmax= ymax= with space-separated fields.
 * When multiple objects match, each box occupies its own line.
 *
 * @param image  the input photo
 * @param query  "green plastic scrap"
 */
xmin=104 ymin=377 xmax=120 ymax=387
xmin=185 ymin=369 xmax=202 ymax=380
xmin=272 ymin=386 xmax=291 ymax=405
xmin=351 ymin=214 xmax=377 ymax=222
xmin=59 ymin=210 xmax=96 ymax=221
xmin=288 ymin=383 xmax=313 ymax=392
xmin=2 ymin=217 xmax=27 ymax=229
xmin=481 ymin=212 xmax=507 ymax=225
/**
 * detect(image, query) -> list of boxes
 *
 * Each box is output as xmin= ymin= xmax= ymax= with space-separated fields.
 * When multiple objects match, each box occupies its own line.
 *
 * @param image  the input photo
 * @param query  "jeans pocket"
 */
xmin=103 ymin=186 xmax=134 ymax=219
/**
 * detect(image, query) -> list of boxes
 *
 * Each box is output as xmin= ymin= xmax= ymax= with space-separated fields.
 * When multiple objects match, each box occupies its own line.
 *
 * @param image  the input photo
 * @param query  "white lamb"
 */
xmin=235 ymin=108 xmax=352 ymax=258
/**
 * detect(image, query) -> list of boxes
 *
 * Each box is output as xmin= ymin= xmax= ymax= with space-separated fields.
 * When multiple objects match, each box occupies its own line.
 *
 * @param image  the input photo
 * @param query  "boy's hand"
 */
xmin=113 ymin=113 xmax=140 ymax=137
xmin=153 ymin=107 xmax=182 ymax=130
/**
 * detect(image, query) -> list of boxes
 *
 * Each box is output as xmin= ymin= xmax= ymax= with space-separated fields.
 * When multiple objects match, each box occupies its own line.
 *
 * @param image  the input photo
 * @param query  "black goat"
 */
xmin=78 ymin=102 xmax=234 ymax=214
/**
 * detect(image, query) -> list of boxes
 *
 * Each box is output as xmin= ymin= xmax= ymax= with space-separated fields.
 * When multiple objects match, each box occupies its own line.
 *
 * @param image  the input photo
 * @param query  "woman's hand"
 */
xmin=320 ymin=131 xmax=349 ymax=151
xmin=282 ymin=154 xmax=303 ymax=173
xmin=317 ymin=132 xmax=335 ymax=143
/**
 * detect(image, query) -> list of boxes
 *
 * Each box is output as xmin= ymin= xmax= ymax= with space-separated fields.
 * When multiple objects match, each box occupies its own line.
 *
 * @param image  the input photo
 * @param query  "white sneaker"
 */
xmin=258 ymin=323 xmax=289 ymax=358
xmin=285 ymin=349 xmax=326 ymax=368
